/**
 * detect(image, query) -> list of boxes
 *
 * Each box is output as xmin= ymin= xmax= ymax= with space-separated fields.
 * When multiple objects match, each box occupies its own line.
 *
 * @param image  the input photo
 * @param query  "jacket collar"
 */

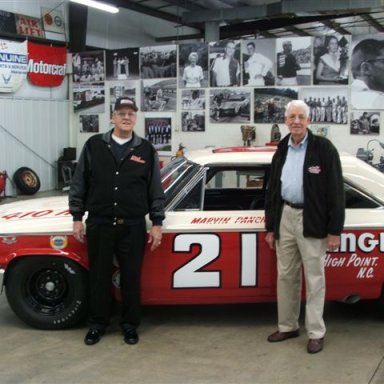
xmin=278 ymin=128 xmax=313 ymax=152
xmin=102 ymin=129 xmax=142 ymax=148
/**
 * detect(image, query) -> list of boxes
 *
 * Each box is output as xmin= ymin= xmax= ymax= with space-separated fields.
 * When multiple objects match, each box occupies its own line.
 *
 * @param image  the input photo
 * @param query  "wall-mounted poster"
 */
xmin=276 ymin=37 xmax=311 ymax=86
xmin=144 ymin=117 xmax=172 ymax=154
xmin=209 ymin=39 xmax=241 ymax=87
xmin=181 ymin=111 xmax=205 ymax=132
xmin=73 ymin=82 xmax=105 ymax=113
xmin=178 ymin=42 xmax=209 ymax=88
xmin=109 ymin=81 xmax=137 ymax=117
xmin=142 ymin=78 xmax=177 ymax=112
xmin=181 ymin=89 xmax=205 ymax=110
xmin=72 ymin=51 xmax=105 ymax=83
xmin=300 ymin=87 xmax=348 ymax=124
xmin=140 ymin=45 xmax=177 ymax=79
xmin=79 ymin=114 xmax=99 ymax=133
xmin=242 ymin=39 xmax=275 ymax=86
xmin=254 ymin=87 xmax=298 ymax=124
xmin=0 ymin=39 xmax=27 ymax=93
xmin=311 ymin=125 xmax=329 ymax=137
xmin=209 ymin=88 xmax=251 ymax=124
xmin=105 ymin=48 xmax=139 ymax=80
xmin=351 ymin=33 xmax=384 ymax=109
xmin=350 ymin=111 xmax=380 ymax=135
xmin=313 ymin=35 xmax=350 ymax=85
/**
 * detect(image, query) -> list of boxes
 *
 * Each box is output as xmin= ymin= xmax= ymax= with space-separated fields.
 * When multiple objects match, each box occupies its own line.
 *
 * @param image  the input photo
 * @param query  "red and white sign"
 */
xmin=27 ymin=41 xmax=67 ymax=87
xmin=16 ymin=14 xmax=45 ymax=38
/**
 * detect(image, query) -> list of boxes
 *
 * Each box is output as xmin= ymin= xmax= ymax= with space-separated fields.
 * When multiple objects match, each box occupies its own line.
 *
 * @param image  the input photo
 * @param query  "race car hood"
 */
xmin=0 ymin=196 xmax=73 ymax=235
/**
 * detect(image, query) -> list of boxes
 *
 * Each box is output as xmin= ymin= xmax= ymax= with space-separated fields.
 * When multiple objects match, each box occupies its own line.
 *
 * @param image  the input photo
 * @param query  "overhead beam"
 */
xmin=360 ymin=13 xmax=384 ymax=31
xmin=321 ymin=19 xmax=351 ymax=34
xmin=182 ymin=0 xmax=384 ymax=23
xmin=284 ymin=25 xmax=312 ymax=36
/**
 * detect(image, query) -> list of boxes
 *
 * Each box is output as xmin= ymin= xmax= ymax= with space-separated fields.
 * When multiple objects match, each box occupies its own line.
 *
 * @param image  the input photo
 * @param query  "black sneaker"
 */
xmin=84 ymin=328 xmax=105 ymax=346
xmin=123 ymin=329 xmax=139 ymax=345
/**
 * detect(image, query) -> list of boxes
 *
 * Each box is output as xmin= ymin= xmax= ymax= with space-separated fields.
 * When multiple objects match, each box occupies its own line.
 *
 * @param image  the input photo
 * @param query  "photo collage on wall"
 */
xmin=72 ymin=32 xmax=384 ymax=141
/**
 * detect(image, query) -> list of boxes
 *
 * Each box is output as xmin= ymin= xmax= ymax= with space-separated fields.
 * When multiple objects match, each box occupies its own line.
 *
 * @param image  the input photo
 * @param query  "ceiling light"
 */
xmin=69 ymin=0 xmax=119 ymax=14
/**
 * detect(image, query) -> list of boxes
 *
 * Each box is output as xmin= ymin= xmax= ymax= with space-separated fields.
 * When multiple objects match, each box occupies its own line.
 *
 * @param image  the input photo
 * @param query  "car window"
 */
xmin=204 ymin=167 xmax=268 ymax=211
xmin=173 ymin=167 xmax=269 ymax=211
xmin=344 ymin=183 xmax=381 ymax=209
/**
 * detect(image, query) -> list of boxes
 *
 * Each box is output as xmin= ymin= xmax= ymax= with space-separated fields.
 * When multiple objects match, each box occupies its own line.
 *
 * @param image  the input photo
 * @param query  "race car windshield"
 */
xmin=160 ymin=157 xmax=200 ymax=204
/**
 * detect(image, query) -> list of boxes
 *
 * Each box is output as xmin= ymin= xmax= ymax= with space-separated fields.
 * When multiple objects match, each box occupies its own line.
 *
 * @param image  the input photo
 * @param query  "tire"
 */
xmin=5 ymin=256 xmax=88 ymax=330
xmin=13 ymin=167 xmax=41 ymax=195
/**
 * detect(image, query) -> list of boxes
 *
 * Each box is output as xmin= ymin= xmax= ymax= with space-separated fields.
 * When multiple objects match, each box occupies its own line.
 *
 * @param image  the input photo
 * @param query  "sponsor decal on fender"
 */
xmin=50 ymin=235 xmax=68 ymax=250
xmin=27 ymin=41 xmax=67 ymax=87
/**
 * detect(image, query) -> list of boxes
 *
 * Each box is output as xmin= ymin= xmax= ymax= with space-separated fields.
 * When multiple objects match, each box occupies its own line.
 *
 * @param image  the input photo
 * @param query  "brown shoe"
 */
xmin=267 ymin=329 xmax=300 ymax=342
xmin=307 ymin=338 xmax=324 ymax=354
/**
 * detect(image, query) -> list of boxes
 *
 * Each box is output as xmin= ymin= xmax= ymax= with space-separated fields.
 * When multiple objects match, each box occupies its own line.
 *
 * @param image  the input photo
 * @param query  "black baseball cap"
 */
xmin=114 ymin=97 xmax=138 ymax=112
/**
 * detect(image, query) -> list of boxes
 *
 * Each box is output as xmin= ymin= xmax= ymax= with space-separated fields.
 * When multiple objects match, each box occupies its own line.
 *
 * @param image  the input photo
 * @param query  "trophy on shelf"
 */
xmin=240 ymin=125 xmax=256 ymax=147
xmin=270 ymin=123 xmax=281 ymax=144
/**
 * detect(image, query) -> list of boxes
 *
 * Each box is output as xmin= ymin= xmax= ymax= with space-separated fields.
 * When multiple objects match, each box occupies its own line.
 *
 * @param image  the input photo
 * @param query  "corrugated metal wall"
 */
xmin=0 ymin=98 xmax=70 ymax=194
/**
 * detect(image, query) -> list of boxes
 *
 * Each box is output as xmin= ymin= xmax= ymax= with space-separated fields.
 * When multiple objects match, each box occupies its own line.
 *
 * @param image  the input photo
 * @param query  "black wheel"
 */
xmin=13 ymin=167 xmax=41 ymax=195
xmin=5 ymin=256 xmax=88 ymax=329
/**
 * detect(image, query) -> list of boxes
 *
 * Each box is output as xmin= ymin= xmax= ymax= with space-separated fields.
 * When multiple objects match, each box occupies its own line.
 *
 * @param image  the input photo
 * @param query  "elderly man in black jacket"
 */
xmin=69 ymin=97 xmax=165 ymax=346
xmin=265 ymin=99 xmax=345 ymax=354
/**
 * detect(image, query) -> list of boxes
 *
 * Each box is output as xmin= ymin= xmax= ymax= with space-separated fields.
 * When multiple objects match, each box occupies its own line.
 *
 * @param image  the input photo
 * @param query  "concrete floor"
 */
xmin=1 ymin=192 xmax=384 ymax=383
xmin=0 ymin=294 xmax=384 ymax=384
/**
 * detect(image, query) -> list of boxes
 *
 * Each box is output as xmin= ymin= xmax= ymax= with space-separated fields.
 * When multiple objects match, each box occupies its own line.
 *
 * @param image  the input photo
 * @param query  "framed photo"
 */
xmin=350 ymin=111 xmax=380 ymax=135
xmin=181 ymin=111 xmax=205 ymax=132
xmin=242 ymin=39 xmax=275 ymax=86
xmin=79 ymin=114 xmax=99 ymax=133
xmin=178 ymin=42 xmax=209 ymax=88
xmin=313 ymin=35 xmax=350 ymax=85
xmin=140 ymin=45 xmax=177 ymax=79
xmin=254 ymin=87 xmax=298 ymax=124
xmin=209 ymin=88 xmax=251 ymax=124
xmin=300 ymin=87 xmax=348 ymax=124
xmin=276 ymin=37 xmax=311 ymax=86
xmin=144 ymin=117 xmax=172 ymax=154
xmin=109 ymin=81 xmax=137 ymax=117
xmin=181 ymin=89 xmax=206 ymax=110
xmin=141 ymin=79 xmax=177 ymax=112
xmin=73 ymin=82 xmax=105 ymax=113
xmin=105 ymin=48 xmax=139 ymax=80
xmin=72 ymin=51 xmax=105 ymax=83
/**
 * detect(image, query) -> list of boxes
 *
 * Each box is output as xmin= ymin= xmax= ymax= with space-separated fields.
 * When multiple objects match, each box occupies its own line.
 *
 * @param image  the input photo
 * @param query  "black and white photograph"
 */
xmin=313 ymin=35 xmax=350 ymax=85
xmin=209 ymin=88 xmax=251 ymax=124
xmin=254 ymin=87 xmax=298 ymax=124
xmin=181 ymin=89 xmax=206 ymax=110
xmin=351 ymin=33 xmax=384 ymax=109
xmin=109 ymin=82 xmax=137 ymax=117
xmin=72 ymin=51 xmax=105 ymax=83
xmin=276 ymin=37 xmax=311 ymax=86
xmin=242 ymin=39 xmax=275 ymax=86
xmin=73 ymin=82 xmax=105 ymax=113
xmin=105 ymin=48 xmax=139 ymax=80
xmin=79 ymin=114 xmax=99 ymax=133
xmin=350 ymin=111 xmax=380 ymax=135
xmin=140 ymin=45 xmax=177 ymax=79
xmin=142 ymin=79 xmax=177 ymax=112
xmin=144 ymin=117 xmax=172 ymax=154
xmin=300 ymin=87 xmax=348 ymax=124
xmin=181 ymin=111 xmax=205 ymax=132
xmin=179 ymin=42 xmax=209 ymax=88
xmin=209 ymin=39 xmax=241 ymax=87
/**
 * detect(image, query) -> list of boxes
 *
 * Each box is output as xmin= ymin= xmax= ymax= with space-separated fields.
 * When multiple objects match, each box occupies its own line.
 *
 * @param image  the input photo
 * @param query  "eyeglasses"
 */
xmin=116 ymin=111 xmax=137 ymax=118
xmin=365 ymin=57 xmax=384 ymax=63
xmin=287 ymin=114 xmax=307 ymax=121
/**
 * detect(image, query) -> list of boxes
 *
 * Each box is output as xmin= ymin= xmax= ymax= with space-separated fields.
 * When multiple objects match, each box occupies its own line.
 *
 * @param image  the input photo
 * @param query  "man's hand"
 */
xmin=73 ymin=221 xmax=85 ymax=243
xmin=327 ymin=234 xmax=340 ymax=252
xmin=265 ymin=231 xmax=276 ymax=250
xmin=148 ymin=225 xmax=162 ymax=251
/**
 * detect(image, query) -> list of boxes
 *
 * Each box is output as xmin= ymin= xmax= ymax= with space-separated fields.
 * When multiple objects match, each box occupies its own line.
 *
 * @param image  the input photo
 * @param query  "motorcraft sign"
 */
xmin=0 ymin=39 xmax=28 ymax=93
xmin=27 ymin=41 xmax=67 ymax=87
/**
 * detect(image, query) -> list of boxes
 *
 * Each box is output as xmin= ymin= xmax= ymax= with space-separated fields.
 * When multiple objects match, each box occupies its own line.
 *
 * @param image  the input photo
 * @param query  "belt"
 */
xmin=283 ymin=200 xmax=304 ymax=209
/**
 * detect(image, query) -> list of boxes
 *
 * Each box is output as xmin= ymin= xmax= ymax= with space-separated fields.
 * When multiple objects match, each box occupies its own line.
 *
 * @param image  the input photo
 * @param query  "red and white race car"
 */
xmin=1 ymin=146 xmax=384 ymax=329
